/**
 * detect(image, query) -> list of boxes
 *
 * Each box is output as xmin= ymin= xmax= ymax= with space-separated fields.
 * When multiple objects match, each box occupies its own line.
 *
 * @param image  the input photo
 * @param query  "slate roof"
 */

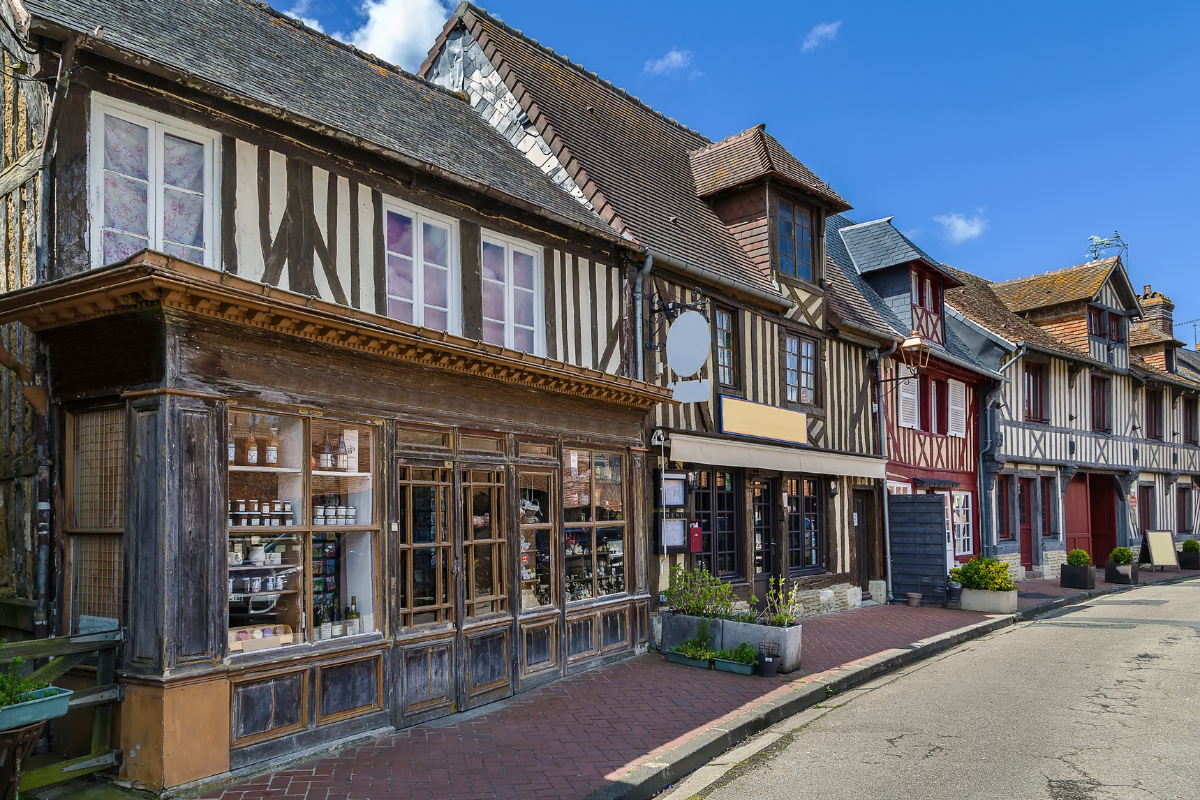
xmin=1129 ymin=320 xmax=1184 ymax=348
xmin=420 ymin=4 xmax=848 ymax=296
xmin=1176 ymin=348 xmax=1200 ymax=383
xmin=943 ymin=266 xmax=1096 ymax=363
xmin=20 ymin=0 xmax=617 ymax=242
xmin=689 ymin=125 xmax=849 ymax=209
xmin=990 ymin=257 xmax=1128 ymax=314
xmin=824 ymin=216 xmax=992 ymax=376
xmin=837 ymin=218 xmax=961 ymax=286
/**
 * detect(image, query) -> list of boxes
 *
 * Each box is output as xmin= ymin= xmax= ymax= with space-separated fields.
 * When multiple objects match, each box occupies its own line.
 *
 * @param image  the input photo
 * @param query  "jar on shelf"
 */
xmin=248 ymin=500 xmax=260 ymax=513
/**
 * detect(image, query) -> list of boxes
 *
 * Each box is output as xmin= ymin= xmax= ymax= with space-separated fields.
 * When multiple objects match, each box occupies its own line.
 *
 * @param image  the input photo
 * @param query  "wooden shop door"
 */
xmin=1018 ymin=478 xmax=1033 ymax=569
xmin=1064 ymin=474 xmax=1092 ymax=558
xmin=1089 ymin=474 xmax=1118 ymax=564
xmin=853 ymin=491 xmax=871 ymax=591
xmin=750 ymin=479 xmax=777 ymax=603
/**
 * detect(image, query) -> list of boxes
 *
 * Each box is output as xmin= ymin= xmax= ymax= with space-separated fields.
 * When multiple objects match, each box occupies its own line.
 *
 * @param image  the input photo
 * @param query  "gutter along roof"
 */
xmin=0 ymin=251 xmax=672 ymax=410
xmin=420 ymin=4 xmax=848 ymax=302
xmin=16 ymin=0 xmax=624 ymax=247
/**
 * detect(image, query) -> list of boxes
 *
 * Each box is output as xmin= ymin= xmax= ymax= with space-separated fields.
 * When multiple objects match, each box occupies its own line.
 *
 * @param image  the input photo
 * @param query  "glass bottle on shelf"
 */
xmin=331 ymin=604 xmax=345 ymax=637
xmin=319 ymin=599 xmax=332 ymax=640
xmin=347 ymin=596 xmax=360 ymax=636
xmin=246 ymin=424 xmax=259 ymax=466
xmin=266 ymin=426 xmax=280 ymax=466
xmin=228 ymin=422 xmax=236 ymax=464
xmin=336 ymin=432 xmax=349 ymax=471
xmin=319 ymin=431 xmax=333 ymax=470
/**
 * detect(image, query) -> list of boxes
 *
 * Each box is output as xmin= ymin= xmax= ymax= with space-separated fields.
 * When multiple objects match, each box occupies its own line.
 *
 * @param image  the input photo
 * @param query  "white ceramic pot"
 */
xmin=249 ymin=545 xmax=267 ymax=565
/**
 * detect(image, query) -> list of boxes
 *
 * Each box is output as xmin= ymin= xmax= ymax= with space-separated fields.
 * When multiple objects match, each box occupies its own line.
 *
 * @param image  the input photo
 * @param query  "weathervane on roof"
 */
xmin=1086 ymin=231 xmax=1128 ymax=265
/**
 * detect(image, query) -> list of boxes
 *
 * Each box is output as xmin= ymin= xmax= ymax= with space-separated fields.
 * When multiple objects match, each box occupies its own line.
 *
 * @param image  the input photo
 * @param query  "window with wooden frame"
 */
xmin=563 ymin=449 xmax=626 ymax=601
xmin=395 ymin=466 xmax=452 ymax=628
xmin=1165 ymin=347 xmax=1177 ymax=373
xmin=909 ymin=267 xmax=941 ymax=310
xmin=518 ymin=471 xmax=555 ymax=611
xmin=996 ymin=475 xmax=1012 ymax=540
xmin=89 ymin=94 xmax=219 ymax=269
xmin=777 ymin=198 xmax=814 ymax=282
xmin=932 ymin=378 xmax=948 ymax=435
xmin=1040 ymin=477 xmax=1055 ymax=538
xmin=1177 ymin=485 xmax=1193 ymax=534
xmin=1138 ymin=484 xmax=1155 ymax=536
xmin=918 ymin=374 xmax=932 ymax=432
xmin=715 ymin=308 xmax=737 ymax=388
xmin=1108 ymin=312 xmax=1123 ymax=343
xmin=691 ymin=469 xmax=739 ymax=579
xmin=784 ymin=333 xmax=816 ymax=405
xmin=786 ymin=477 xmax=821 ymax=572
xmin=1184 ymin=397 xmax=1198 ymax=444
xmin=1091 ymin=375 xmax=1111 ymax=432
xmin=384 ymin=203 xmax=458 ymax=333
xmin=68 ymin=408 xmax=126 ymax=634
xmin=952 ymin=491 xmax=972 ymax=555
xmin=462 ymin=469 xmax=506 ymax=617
xmin=481 ymin=232 xmax=543 ymax=354
xmin=1087 ymin=306 xmax=1105 ymax=337
xmin=1024 ymin=362 xmax=1047 ymax=422
xmin=1145 ymin=388 xmax=1164 ymax=440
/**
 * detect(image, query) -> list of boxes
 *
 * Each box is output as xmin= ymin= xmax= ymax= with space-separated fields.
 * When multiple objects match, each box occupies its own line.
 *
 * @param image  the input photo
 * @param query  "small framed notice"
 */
xmin=658 ymin=471 xmax=688 ymax=508
xmin=656 ymin=516 xmax=688 ymax=554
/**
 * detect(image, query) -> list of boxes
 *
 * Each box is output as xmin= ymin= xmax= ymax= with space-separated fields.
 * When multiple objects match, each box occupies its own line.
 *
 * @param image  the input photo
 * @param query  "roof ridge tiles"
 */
xmin=461 ymin=2 xmax=710 ymax=142
xmin=690 ymin=123 xmax=767 ymax=156
xmin=992 ymin=256 xmax=1118 ymax=287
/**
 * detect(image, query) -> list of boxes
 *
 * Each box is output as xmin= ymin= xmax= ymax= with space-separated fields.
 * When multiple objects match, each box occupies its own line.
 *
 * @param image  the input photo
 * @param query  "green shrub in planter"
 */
xmin=1066 ymin=549 xmax=1091 ymax=567
xmin=949 ymin=556 xmax=1017 ymax=592
xmin=1182 ymin=539 xmax=1200 ymax=553
xmin=1109 ymin=547 xmax=1134 ymax=565
xmin=714 ymin=642 xmax=758 ymax=665
xmin=663 ymin=566 xmax=736 ymax=619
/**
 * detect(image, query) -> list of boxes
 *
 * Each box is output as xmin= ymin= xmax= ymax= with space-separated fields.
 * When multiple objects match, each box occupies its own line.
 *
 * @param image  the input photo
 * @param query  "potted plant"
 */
xmin=713 ymin=642 xmax=758 ymax=675
xmin=0 ymin=646 xmax=72 ymax=732
xmin=722 ymin=578 xmax=804 ymax=673
xmin=665 ymin=619 xmax=715 ymax=669
xmin=1060 ymin=549 xmax=1096 ymax=590
xmin=1105 ymin=546 xmax=1138 ymax=584
xmin=950 ymin=557 xmax=1018 ymax=613
xmin=660 ymin=566 xmax=731 ymax=653
xmin=946 ymin=579 xmax=963 ymax=605
xmin=1180 ymin=538 xmax=1200 ymax=570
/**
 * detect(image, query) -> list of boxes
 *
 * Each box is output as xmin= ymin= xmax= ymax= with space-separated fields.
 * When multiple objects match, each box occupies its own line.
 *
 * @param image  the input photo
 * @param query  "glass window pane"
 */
xmin=483 ymin=320 xmax=505 ymax=347
xmin=423 ymin=222 xmax=449 ymax=266
xmin=513 ymin=250 xmax=535 ymax=289
xmin=412 ymin=548 xmax=438 ymax=610
xmin=102 ymin=231 xmax=148 ymax=266
xmin=103 ymin=172 xmax=149 ymax=237
xmin=565 ymin=528 xmax=593 ymax=601
xmin=519 ymin=472 xmax=554 ymax=611
xmin=412 ymin=486 xmax=439 ymax=543
xmin=229 ymin=531 xmax=305 ymax=650
xmin=387 ymin=211 xmax=413 ymax=256
xmin=423 ymin=308 xmax=448 ymax=332
xmin=514 ymin=287 xmax=535 ymax=327
xmin=424 ymin=263 xmax=448 ymax=308
xmin=514 ymin=326 xmax=535 ymax=354
xmin=163 ymin=187 xmax=205 ymax=248
xmin=387 ymin=254 xmax=414 ymax=301
xmin=594 ymin=452 xmax=623 ymax=520
xmin=388 ymin=297 xmax=413 ymax=324
xmin=103 ymin=115 xmax=149 ymax=179
xmin=163 ymin=134 xmax=204 ymax=192
xmin=482 ymin=241 xmax=505 ymax=281
xmin=483 ymin=280 xmax=505 ymax=322
xmin=596 ymin=527 xmax=625 ymax=595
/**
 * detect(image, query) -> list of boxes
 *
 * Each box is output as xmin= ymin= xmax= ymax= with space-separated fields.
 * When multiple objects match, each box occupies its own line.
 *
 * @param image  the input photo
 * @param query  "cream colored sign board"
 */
xmin=1143 ymin=530 xmax=1178 ymax=568
xmin=720 ymin=395 xmax=807 ymax=446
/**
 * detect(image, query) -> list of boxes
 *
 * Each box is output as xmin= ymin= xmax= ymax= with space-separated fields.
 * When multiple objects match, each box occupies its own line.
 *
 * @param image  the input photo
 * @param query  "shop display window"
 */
xmin=518 ymin=472 xmax=554 ymax=611
xmin=563 ymin=449 xmax=626 ymax=601
xmin=395 ymin=467 xmax=453 ymax=627
xmin=227 ymin=411 xmax=378 ymax=654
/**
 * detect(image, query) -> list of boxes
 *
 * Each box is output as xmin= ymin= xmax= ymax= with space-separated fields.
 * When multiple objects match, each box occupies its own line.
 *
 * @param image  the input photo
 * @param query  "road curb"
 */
xmin=593 ymin=574 xmax=1200 ymax=800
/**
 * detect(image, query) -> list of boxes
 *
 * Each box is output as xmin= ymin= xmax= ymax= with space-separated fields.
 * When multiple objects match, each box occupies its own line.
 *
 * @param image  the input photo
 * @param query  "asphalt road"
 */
xmin=672 ymin=579 xmax=1200 ymax=800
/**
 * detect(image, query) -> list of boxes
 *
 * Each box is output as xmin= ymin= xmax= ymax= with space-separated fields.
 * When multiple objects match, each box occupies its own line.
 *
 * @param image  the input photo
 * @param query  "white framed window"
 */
xmin=384 ymin=202 xmax=459 ymax=333
xmin=886 ymin=481 xmax=912 ymax=495
xmin=481 ymin=231 xmax=543 ymax=354
xmin=89 ymin=94 xmax=219 ymax=269
xmin=952 ymin=491 xmax=973 ymax=555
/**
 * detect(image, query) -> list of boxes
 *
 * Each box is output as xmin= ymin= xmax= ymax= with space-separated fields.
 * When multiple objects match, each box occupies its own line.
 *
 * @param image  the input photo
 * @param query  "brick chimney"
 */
xmin=1140 ymin=284 xmax=1174 ymax=336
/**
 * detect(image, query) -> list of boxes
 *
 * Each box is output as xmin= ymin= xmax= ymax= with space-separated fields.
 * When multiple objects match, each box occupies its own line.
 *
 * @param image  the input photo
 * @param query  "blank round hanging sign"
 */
xmin=665 ymin=310 xmax=710 ymax=378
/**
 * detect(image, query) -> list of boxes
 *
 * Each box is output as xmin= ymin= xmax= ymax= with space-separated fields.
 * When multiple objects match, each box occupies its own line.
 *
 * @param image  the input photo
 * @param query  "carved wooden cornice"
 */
xmin=0 ymin=252 xmax=672 ymax=411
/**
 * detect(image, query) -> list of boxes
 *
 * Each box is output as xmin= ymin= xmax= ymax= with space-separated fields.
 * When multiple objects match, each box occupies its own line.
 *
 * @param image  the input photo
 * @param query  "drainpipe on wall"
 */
xmin=872 ymin=341 xmax=900 ymax=603
xmin=979 ymin=345 xmax=1024 ymax=559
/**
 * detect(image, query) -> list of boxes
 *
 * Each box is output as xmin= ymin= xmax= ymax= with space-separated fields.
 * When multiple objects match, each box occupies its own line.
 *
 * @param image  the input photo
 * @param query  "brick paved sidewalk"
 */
xmin=1015 ymin=564 xmax=1199 ymax=609
xmin=205 ymin=604 xmax=990 ymax=800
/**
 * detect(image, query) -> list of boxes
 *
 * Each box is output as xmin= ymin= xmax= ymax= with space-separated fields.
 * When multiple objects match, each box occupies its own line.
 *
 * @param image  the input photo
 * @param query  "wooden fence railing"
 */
xmin=1 ymin=629 xmax=124 ymax=791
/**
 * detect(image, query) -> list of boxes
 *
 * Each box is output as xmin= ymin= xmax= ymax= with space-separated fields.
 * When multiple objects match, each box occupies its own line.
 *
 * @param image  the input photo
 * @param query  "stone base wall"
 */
xmin=997 ymin=552 xmax=1024 ymax=582
xmin=1041 ymin=549 xmax=1067 ymax=580
xmin=868 ymin=580 xmax=887 ymax=602
xmin=792 ymin=583 xmax=861 ymax=618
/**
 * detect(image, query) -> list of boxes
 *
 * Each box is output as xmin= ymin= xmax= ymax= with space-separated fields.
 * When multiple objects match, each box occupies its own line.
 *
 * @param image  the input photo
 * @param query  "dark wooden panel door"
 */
xmin=1018 ymin=478 xmax=1033 ymax=570
xmin=1064 ymin=474 xmax=1091 ymax=559
xmin=1089 ymin=474 xmax=1117 ymax=564
xmin=750 ymin=480 xmax=776 ymax=603
xmin=853 ymin=491 xmax=870 ymax=591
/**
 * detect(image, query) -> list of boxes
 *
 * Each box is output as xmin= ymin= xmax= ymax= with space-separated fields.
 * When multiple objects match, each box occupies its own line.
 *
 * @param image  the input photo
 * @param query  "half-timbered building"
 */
xmin=828 ymin=216 xmax=1000 ymax=574
xmin=946 ymin=259 xmax=1200 ymax=580
xmin=0 ymin=0 xmax=677 ymax=790
xmin=420 ymin=4 xmax=890 ymax=615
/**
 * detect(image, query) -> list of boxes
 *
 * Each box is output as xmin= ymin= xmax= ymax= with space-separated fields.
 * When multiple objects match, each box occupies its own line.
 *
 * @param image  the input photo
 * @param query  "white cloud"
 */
xmin=801 ymin=21 xmax=842 ymax=53
xmin=644 ymin=48 xmax=693 ymax=75
xmin=342 ymin=0 xmax=453 ymax=72
xmin=284 ymin=0 xmax=325 ymax=32
xmin=934 ymin=212 xmax=988 ymax=244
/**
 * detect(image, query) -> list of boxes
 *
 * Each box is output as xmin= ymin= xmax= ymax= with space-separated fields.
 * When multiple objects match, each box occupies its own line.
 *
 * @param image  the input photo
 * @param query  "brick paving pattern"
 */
xmin=204 ymin=604 xmax=989 ymax=800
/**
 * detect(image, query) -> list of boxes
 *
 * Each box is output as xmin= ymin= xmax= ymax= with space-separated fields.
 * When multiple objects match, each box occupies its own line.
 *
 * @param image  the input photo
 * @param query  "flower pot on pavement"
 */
xmin=906 ymin=592 xmax=922 ymax=607
xmin=0 ymin=687 xmax=73 ymax=732
xmin=960 ymin=588 xmax=1018 ymax=614
xmin=756 ymin=654 xmax=778 ymax=677
xmin=1059 ymin=564 xmax=1096 ymax=590
xmin=947 ymin=583 xmax=963 ymax=604
xmin=1104 ymin=561 xmax=1138 ymax=585
xmin=1180 ymin=550 xmax=1200 ymax=570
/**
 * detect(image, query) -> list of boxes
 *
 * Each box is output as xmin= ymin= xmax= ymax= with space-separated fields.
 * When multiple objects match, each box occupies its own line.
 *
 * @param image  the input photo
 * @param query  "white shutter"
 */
xmin=948 ymin=379 xmax=967 ymax=438
xmin=898 ymin=365 xmax=918 ymax=429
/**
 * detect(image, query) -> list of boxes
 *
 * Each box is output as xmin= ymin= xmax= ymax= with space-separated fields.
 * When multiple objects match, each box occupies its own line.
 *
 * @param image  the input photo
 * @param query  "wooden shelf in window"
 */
xmin=311 ymin=525 xmax=378 ymax=532
xmin=311 ymin=471 xmax=373 ymax=478
xmin=229 ymin=466 xmax=303 ymax=474
xmin=228 ymin=590 xmax=300 ymax=599
xmin=229 ymin=563 xmax=303 ymax=572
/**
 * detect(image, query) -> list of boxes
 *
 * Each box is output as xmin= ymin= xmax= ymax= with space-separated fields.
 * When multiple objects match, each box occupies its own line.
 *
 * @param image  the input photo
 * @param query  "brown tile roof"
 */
xmin=943 ymin=266 xmax=1094 ymax=362
xmin=990 ymin=257 xmax=1120 ymax=313
xmin=1129 ymin=320 xmax=1184 ymax=348
xmin=689 ymin=125 xmax=849 ymax=209
xmin=824 ymin=255 xmax=893 ymax=339
xmin=420 ymin=4 xmax=845 ymax=298
xmin=1129 ymin=355 xmax=1200 ymax=392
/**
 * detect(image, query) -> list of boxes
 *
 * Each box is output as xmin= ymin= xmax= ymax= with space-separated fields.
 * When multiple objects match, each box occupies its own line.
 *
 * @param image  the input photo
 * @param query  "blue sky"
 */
xmin=280 ymin=0 xmax=1200 ymax=343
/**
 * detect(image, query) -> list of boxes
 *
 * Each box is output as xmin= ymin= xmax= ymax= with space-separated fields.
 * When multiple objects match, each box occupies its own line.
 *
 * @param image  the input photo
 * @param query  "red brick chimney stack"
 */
xmin=1140 ymin=284 xmax=1174 ymax=336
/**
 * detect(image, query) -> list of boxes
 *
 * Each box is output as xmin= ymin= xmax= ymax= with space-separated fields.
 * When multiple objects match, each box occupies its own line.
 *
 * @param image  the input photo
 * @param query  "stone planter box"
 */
xmin=960 ymin=588 xmax=1018 ymax=614
xmin=1104 ymin=561 xmax=1138 ymax=584
xmin=660 ymin=613 xmax=723 ymax=653
xmin=1059 ymin=564 xmax=1096 ymax=590
xmin=1180 ymin=550 xmax=1200 ymax=570
xmin=722 ymin=619 xmax=802 ymax=674
xmin=712 ymin=657 xmax=756 ymax=675
xmin=664 ymin=650 xmax=710 ymax=669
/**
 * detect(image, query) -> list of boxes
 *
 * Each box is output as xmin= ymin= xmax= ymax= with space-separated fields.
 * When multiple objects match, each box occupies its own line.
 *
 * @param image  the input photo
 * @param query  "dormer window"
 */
xmin=1166 ymin=347 xmax=1177 ymax=373
xmin=777 ymin=198 xmax=813 ymax=282
xmin=1108 ymin=312 xmax=1123 ymax=343
xmin=908 ymin=265 xmax=943 ymax=345
xmin=1088 ymin=307 xmax=1104 ymax=337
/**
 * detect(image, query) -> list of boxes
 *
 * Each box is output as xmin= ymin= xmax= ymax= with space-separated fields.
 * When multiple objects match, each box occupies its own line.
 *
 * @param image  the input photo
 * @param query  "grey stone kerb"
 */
xmin=427 ymin=28 xmax=597 ymax=214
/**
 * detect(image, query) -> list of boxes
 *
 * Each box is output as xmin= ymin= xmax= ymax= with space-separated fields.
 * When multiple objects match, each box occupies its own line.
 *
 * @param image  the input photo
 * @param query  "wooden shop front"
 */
xmin=0 ymin=252 xmax=663 ymax=788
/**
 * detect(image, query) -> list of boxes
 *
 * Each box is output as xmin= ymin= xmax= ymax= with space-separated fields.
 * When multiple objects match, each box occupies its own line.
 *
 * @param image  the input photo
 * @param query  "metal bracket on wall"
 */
xmin=645 ymin=287 xmax=709 ymax=351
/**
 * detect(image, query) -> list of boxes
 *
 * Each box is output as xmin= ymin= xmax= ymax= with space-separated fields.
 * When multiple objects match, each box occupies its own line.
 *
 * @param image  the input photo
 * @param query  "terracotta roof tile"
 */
xmin=1129 ymin=320 xmax=1184 ymax=348
xmin=990 ymin=258 xmax=1119 ymax=313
